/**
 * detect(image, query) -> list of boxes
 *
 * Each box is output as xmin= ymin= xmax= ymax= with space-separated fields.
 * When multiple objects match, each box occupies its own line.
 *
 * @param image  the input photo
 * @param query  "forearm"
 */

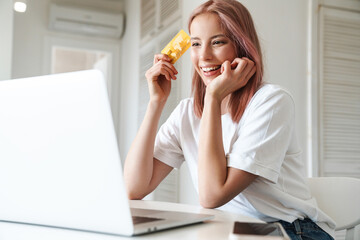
xmin=198 ymin=94 xmax=228 ymax=207
xmin=198 ymin=94 xmax=258 ymax=208
xmin=124 ymin=100 xmax=165 ymax=198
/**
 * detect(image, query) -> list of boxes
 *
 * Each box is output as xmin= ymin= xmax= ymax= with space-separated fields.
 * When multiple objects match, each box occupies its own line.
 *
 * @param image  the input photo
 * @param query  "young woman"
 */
xmin=124 ymin=1 xmax=335 ymax=239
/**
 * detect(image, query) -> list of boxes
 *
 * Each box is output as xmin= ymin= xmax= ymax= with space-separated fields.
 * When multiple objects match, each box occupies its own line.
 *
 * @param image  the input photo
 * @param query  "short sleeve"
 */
xmin=227 ymin=88 xmax=295 ymax=183
xmin=154 ymin=101 xmax=186 ymax=169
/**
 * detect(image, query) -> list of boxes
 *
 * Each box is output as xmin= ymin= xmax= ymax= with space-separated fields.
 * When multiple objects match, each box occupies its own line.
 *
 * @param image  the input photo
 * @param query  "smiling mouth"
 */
xmin=201 ymin=65 xmax=221 ymax=72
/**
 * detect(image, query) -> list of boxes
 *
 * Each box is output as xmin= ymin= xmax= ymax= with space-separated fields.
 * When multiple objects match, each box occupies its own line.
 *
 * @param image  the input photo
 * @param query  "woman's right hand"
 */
xmin=145 ymin=54 xmax=178 ymax=104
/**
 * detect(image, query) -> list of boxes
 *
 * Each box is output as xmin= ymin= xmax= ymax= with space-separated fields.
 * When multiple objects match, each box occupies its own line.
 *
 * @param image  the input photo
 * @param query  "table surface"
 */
xmin=0 ymin=200 xmax=262 ymax=240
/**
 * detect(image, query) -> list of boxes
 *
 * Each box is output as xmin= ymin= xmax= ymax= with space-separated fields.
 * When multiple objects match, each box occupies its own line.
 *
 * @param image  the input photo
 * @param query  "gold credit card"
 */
xmin=161 ymin=29 xmax=191 ymax=64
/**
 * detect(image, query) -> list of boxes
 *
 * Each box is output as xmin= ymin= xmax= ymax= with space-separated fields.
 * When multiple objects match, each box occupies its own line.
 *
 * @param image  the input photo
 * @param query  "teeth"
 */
xmin=202 ymin=66 xmax=220 ymax=72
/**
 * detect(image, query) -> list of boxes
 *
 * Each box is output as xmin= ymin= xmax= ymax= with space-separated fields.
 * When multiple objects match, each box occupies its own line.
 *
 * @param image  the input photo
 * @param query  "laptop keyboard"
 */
xmin=132 ymin=216 xmax=164 ymax=225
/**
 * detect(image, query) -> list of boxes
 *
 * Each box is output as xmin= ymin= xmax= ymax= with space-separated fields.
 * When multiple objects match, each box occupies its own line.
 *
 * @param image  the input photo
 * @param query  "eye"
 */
xmin=191 ymin=42 xmax=200 ymax=47
xmin=213 ymin=40 xmax=225 ymax=45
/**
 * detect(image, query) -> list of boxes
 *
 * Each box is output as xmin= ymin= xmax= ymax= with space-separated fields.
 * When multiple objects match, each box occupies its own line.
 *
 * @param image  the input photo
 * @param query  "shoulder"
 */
xmin=240 ymin=84 xmax=296 ymax=124
xmin=254 ymin=84 xmax=294 ymax=104
xmin=166 ymin=98 xmax=196 ymax=124
xmin=176 ymin=98 xmax=193 ymax=111
xmin=171 ymin=98 xmax=194 ymax=117
xmin=249 ymin=84 xmax=295 ymax=111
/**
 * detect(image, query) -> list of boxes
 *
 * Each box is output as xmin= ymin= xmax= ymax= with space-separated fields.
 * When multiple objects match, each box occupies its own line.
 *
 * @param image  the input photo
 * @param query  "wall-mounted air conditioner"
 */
xmin=49 ymin=3 xmax=124 ymax=39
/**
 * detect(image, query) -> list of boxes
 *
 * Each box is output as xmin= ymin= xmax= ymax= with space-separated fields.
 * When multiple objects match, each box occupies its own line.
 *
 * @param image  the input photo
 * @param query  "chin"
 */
xmin=201 ymin=79 xmax=210 ymax=86
xmin=202 ymin=77 xmax=215 ymax=86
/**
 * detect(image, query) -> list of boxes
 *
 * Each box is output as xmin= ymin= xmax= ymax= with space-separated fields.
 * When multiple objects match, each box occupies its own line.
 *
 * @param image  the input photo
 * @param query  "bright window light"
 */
xmin=14 ymin=1 xmax=27 ymax=13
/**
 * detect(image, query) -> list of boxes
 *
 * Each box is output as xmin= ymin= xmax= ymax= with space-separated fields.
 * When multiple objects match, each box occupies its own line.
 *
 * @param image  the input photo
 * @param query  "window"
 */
xmin=51 ymin=46 xmax=110 ymax=81
xmin=318 ymin=6 xmax=360 ymax=178
xmin=43 ymin=35 xmax=121 ymax=138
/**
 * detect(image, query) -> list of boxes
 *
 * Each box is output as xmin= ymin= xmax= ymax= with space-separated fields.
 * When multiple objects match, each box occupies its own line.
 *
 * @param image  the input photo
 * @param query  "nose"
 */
xmin=199 ymin=44 xmax=212 ymax=61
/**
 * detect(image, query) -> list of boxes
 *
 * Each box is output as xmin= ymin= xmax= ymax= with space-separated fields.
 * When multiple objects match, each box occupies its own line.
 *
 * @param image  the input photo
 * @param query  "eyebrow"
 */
xmin=190 ymin=34 xmax=227 ymax=41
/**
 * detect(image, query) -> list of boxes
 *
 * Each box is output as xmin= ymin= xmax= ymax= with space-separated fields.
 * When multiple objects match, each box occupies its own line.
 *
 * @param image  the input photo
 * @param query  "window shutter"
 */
xmin=158 ymin=0 xmax=181 ymax=30
xmin=139 ymin=3 xmax=183 ymax=201
xmin=152 ymin=29 xmax=181 ymax=203
xmin=158 ymin=29 xmax=181 ymax=126
xmin=140 ymin=0 xmax=181 ymax=42
xmin=319 ymin=6 xmax=360 ymax=177
xmin=140 ymin=0 xmax=156 ymax=40
xmin=138 ymin=44 xmax=156 ymax=127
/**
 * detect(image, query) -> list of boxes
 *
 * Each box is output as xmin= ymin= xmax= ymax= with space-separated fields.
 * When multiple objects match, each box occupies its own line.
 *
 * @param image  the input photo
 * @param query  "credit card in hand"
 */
xmin=161 ymin=29 xmax=191 ymax=64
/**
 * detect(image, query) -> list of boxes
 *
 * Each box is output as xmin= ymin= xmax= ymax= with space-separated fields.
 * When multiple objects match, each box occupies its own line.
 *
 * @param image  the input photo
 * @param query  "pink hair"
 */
xmin=188 ymin=0 xmax=264 ymax=122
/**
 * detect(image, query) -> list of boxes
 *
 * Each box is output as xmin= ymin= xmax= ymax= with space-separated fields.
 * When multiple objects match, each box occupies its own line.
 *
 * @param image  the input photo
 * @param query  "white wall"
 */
xmin=241 ymin=1 xmax=308 ymax=173
xmin=12 ymin=0 xmax=49 ymax=79
xmin=120 ymin=0 xmax=310 ymax=205
xmin=0 ymin=0 xmax=13 ymax=80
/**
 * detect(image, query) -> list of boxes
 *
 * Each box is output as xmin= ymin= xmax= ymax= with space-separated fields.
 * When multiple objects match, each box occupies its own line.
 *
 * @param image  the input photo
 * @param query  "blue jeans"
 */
xmin=277 ymin=218 xmax=334 ymax=240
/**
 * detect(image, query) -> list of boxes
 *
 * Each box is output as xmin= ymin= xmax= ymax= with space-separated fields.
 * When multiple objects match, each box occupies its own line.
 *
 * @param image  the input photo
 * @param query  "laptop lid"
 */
xmin=0 ymin=70 xmax=134 ymax=235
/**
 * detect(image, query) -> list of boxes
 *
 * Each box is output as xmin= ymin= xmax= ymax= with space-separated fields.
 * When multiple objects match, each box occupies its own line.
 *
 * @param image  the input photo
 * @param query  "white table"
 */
xmin=0 ymin=200 xmax=261 ymax=240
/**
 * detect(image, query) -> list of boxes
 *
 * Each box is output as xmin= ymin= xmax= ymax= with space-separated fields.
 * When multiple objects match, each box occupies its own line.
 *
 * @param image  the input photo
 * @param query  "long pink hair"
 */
xmin=188 ymin=0 xmax=264 ymax=122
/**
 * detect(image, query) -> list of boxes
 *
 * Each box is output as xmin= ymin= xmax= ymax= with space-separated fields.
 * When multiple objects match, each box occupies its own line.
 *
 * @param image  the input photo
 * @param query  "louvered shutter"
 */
xmin=157 ymin=30 xmax=181 ymax=126
xmin=140 ymin=0 xmax=156 ymax=40
xmin=152 ymin=29 xmax=182 ymax=203
xmin=139 ymin=0 xmax=182 ymax=201
xmin=319 ymin=6 xmax=360 ymax=177
xmin=138 ymin=43 xmax=156 ymax=127
xmin=158 ymin=0 xmax=181 ymax=30
xmin=140 ymin=0 xmax=181 ymax=42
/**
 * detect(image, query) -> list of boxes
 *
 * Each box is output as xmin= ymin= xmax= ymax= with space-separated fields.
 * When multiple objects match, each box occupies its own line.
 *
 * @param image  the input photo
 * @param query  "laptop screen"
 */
xmin=0 ymin=70 xmax=134 ymax=235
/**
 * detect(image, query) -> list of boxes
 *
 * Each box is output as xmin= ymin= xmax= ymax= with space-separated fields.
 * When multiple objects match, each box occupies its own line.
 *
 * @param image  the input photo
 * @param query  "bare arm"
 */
xmin=198 ymin=58 xmax=258 ymax=208
xmin=124 ymin=54 xmax=177 ymax=199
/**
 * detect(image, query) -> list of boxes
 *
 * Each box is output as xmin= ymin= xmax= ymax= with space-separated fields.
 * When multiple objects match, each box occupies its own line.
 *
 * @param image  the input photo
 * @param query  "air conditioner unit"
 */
xmin=49 ymin=3 xmax=124 ymax=39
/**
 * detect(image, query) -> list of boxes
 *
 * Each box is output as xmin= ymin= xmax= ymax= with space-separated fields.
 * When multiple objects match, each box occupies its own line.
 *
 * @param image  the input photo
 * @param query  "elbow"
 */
xmin=200 ymin=200 xmax=219 ymax=209
xmin=127 ymin=192 xmax=143 ymax=200
xmin=126 ymin=188 xmax=146 ymax=200
xmin=124 ymin=178 xmax=150 ymax=200
xmin=199 ymin=193 xmax=224 ymax=209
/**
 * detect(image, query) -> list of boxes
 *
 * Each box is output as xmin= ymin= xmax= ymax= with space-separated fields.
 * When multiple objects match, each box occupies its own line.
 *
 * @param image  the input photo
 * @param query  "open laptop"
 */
xmin=0 ymin=70 xmax=213 ymax=236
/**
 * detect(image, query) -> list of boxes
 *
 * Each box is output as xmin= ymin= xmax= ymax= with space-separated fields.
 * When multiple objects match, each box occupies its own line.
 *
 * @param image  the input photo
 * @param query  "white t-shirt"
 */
xmin=154 ymin=84 xmax=336 ymax=237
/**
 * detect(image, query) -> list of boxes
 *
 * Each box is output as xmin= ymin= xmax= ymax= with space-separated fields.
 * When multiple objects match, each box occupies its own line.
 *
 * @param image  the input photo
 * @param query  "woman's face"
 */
xmin=190 ymin=13 xmax=237 ymax=86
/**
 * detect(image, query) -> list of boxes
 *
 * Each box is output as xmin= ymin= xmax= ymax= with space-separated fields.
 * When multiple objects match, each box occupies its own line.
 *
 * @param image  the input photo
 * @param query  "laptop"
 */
xmin=0 ymin=70 xmax=213 ymax=236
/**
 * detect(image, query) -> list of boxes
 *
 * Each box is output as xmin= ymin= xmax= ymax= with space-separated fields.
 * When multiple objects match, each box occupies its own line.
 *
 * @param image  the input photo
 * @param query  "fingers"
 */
xmin=240 ymin=58 xmax=256 ymax=83
xmin=245 ymin=65 xmax=257 ymax=81
xmin=218 ymin=57 xmax=255 ymax=91
xmin=147 ymin=54 xmax=178 ymax=81
xmin=157 ymin=54 xmax=178 ymax=79
xmin=232 ymin=57 xmax=254 ymax=73
xmin=220 ymin=58 xmax=255 ymax=82
xmin=233 ymin=57 xmax=256 ymax=82
xmin=221 ymin=60 xmax=231 ymax=74
xmin=154 ymin=53 xmax=171 ymax=64
xmin=146 ymin=63 xmax=176 ymax=81
xmin=230 ymin=60 xmax=239 ymax=70
xmin=158 ymin=64 xmax=177 ymax=81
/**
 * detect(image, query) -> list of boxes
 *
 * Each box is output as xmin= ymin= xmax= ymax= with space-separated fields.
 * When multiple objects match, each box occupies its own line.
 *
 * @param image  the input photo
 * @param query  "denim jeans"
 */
xmin=277 ymin=218 xmax=334 ymax=240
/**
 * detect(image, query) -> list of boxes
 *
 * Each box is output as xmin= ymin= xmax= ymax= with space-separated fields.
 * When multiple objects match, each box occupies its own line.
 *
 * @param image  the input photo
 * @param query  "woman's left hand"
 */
xmin=206 ymin=57 xmax=256 ymax=102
